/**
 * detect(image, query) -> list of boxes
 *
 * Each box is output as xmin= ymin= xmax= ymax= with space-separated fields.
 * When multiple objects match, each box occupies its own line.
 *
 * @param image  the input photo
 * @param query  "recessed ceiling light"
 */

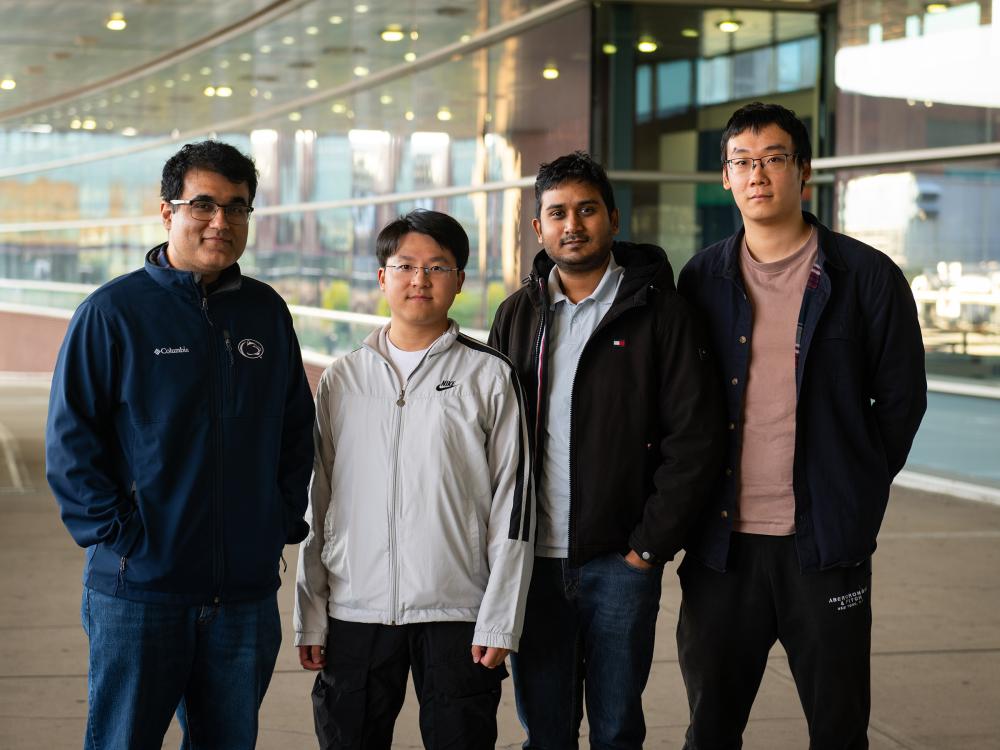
xmin=306 ymin=79 xmax=319 ymax=89
xmin=262 ymin=90 xmax=273 ymax=100
xmin=250 ymin=87 xmax=259 ymax=97
xmin=460 ymin=34 xmax=471 ymax=43
xmin=437 ymin=107 xmax=452 ymax=121
xmin=215 ymin=86 xmax=233 ymax=97
xmin=200 ymin=66 xmax=212 ymax=75
xmin=602 ymin=43 xmax=617 ymax=55
xmin=105 ymin=12 xmax=127 ymax=31
xmin=146 ymin=84 xmax=156 ymax=93
xmin=282 ymin=36 xmax=295 ymax=45
xmin=164 ymin=80 xmax=174 ymax=89
xmin=404 ymin=110 xmax=414 ymax=121
xmin=925 ymin=3 xmax=949 ymax=12
xmin=924 ymin=100 xmax=934 ymax=107
xmin=219 ymin=60 xmax=230 ymax=69
xmin=239 ymin=52 xmax=253 ymax=62
xmin=82 ymin=119 xmax=97 ymax=130
xmin=381 ymin=26 xmax=405 ymax=42
xmin=105 ymin=121 xmax=114 ymax=130
xmin=289 ymin=111 xmax=302 ymax=121
xmin=542 ymin=63 xmax=559 ymax=80
xmin=355 ymin=4 xmax=369 ymax=13
xmin=122 ymin=127 xmax=137 ymax=136
xmin=410 ymin=30 xmax=419 ymax=40
xmin=331 ymin=102 xmax=347 ymax=113
xmin=329 ymin=15 xmax=343 ymax=24
xmin=380 ymin=93 xmax=393 ymax=104
xmin=70 ymin=119 xmax=82 ymax=129
xmin=637 ymin=36 xmax=657 ymax=53
xmin=203 ymin=86 xmax=216 ymax=97
xmin=0 ymin=78 xmax=16 ymax=90
xmin=260 ymin=45 xmax=272 ymax=54
xmin=347 ymin=110 xmax=355 ymax=119
xmin=681 ymin=28 xmax=700 ymax=38
xmin=306 ymin=26 xmax=319 ymax=35
xmin=404 ymin=52 xmax=417 ymax=62
xmin=717 ymin=19 xmax=742 ymax=33
xmin=353 ymin=65 xmax=369 ymax=76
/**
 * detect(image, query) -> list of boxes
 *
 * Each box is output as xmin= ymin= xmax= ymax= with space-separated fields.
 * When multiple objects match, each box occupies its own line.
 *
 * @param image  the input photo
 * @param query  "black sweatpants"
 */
xmin=311 ymin=618 xmax=506 ymax=750
xmin=677 ymin=533 xmax=872 ymax=750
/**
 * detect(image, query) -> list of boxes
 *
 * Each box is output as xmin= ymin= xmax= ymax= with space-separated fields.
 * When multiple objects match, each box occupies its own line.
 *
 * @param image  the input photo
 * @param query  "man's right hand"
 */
xmin=298 ymin=644 xmax=325 ymax=671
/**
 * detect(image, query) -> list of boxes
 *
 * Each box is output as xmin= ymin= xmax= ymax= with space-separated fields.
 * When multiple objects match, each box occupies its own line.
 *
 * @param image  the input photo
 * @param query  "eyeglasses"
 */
xmin=383 ymin=264 xmax=459 ymax=277
xmin=724 ymin=153 xmax=798 ymax=175
xmin=169 ymin=199 xmax=255 ymax=225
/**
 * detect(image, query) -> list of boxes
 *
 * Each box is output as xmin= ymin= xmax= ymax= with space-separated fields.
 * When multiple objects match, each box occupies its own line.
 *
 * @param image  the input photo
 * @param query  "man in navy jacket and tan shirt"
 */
xmin=46 ymin=141 xmax=315 ymax=749
xmin=677 ymin=102 xmax=927 ymax=749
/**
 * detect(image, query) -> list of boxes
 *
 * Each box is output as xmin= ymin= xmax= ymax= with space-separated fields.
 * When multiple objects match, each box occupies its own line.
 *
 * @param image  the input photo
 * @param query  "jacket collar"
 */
xmin=143 ymin=243 xmax=243 ymax=302
xmin=526 ymin=239 xmax=675 ymax=308
xmin=714 ymin=211 xmax=845 ymax=279
xmin=363 ymin=319 xmax=460 ymax=360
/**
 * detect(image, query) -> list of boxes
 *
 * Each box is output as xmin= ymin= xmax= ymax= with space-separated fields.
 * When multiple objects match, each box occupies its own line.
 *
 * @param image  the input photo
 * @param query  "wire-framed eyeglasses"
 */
xmin=383 ymin=264 xmax=459 ymax=277
xmin=724 ymin=153 xmax=798 ymax=175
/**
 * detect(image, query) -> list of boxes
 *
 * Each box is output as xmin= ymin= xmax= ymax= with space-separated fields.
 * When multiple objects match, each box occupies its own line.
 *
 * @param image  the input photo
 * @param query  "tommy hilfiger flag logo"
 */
xmin=613 ymin=339 xmax=626 ymax=347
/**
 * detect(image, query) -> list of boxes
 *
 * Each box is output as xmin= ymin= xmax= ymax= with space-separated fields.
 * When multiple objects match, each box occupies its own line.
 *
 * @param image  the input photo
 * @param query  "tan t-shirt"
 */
xmin=736 ymin=228 xmax=818 ymax=535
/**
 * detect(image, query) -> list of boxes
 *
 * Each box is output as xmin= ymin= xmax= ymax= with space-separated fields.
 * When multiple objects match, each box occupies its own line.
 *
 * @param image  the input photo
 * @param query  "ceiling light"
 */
xmin=460 ymin=34 xmax=471 ymax=43
xmin=82 ymin=119 xmax=97 ymax=130
xmin=410 ymin=30 xmax=419 ymax=40
xmin=260 ymin=45 xmax=272 ymax=54
xmin=289 ymin=112 xmax=302 ymax=121
xmin=380 ymin=93 xmax=393 ymax=104
xmin=129 ymin=89 xmax=140 ymax=98
xmin=405 ymin=110 xmax=415 ymax=121
xmin=717 ymin=19 xmax=742 ymax=33
xmin=105 ymin=121 xmax=114 ymax=130
xmin=239 ymin=52 xmax=253 ymax=62
xmin=282 ymin=36 xmax=295 ymax=45
xmin=542 ymin=63 xmax=559 ymax=80
xmin=203 ymin=86 xmax=216 ymax=97
xmin=602 ymin=43 xmax=617 ymax=55
xmin=306 ymin=26 xmax=319 ymax=35
xmin=215 ymin=86 xmax=233 ymax=97
xmin=200 ymin=66 xmax=212 ymax=75
xmin=353 ymin=65 xmax=369 ymax=76
xmin=637 ymin=36 xmax=658 ymax=53
xmin=681 ymin=28 xmax=700 ymax=38
xmin=925 ymin=3 xmax=949 ymax=12
xmin=381 ymin=26 xmax=405 ymax=42
xmin=329 ymin=15 xmax=343 ymax=24
xmin=180 ymin=73 xmax=191 ymax=82
xmin=262 ymin=90 xmax=273 ymax=100
xmin=355 ymin=4 xmax=369 ymax=13
xmin=121 ymin=127 xmax=137 ymax=136
xmin=70 ymin=119 xmax=82 ymax=129
xmin=0 ymin=78 xmax=16 ymax=90
xmin=307 ymin=79 xmax=319 ymax=89
xmin=331 ymin=102 xmax=347 ymax=113
xmin=25 ymin=123 xmax=53 ymax=133
xmin=404 ymin=52 xmax=417 ymax=62
xmin=347 ymin=110 xmax=355 ymax=119
xmin=436 ymin=107 xmax=452 ymax=121
xmin=145 ymin=84 xmax=156 ymax=93
xmin=924 ymin=100 xmax=934 ymax=107
xmin=250 ymin=87 xmax=259 ymax=97
xmin=105 ymin=12 xmax=127 ymax=31
xmin=164 ymin=80 xmax=174 ymax=89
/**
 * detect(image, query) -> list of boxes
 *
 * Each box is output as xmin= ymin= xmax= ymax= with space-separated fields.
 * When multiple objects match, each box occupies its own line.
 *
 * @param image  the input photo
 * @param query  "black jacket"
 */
xmin=678 ymin=213 xmax=927 ymax=572
xmin=488 ymin=241 xmax=724 ymax=567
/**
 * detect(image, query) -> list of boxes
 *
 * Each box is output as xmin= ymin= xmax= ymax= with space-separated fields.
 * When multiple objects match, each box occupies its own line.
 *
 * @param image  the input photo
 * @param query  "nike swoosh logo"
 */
xmin=436 ymin=383 xmax=456 ymax=391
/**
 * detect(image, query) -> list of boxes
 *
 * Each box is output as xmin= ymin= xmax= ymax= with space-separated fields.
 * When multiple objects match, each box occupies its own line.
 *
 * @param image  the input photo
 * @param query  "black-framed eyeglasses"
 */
xmin=169 ymin=199 xmax=254 ymax=225
xmin=383 ymin=264 xmax=459 ymax=277
xmin=724 ymin=153 xmax=798 ymax=175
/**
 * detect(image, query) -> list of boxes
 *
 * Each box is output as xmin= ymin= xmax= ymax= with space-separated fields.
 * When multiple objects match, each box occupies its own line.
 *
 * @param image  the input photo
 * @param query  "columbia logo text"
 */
xmin=154 ymin=346 xmax=190 ymax=355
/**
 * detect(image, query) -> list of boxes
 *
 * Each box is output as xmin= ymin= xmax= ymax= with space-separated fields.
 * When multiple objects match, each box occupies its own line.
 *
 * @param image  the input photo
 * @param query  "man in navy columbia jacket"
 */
xmin=46 ymin=141 xmax=314 ymax=748
xmin=676 ymin=103 xmax=926 ymax=749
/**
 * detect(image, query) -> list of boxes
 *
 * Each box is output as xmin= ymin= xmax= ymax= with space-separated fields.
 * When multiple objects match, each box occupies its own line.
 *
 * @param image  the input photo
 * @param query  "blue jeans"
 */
xmin=80 ymin=587 xmax=282 ymax=750
xmin=511 ymin=554 xmax=663 ymax=749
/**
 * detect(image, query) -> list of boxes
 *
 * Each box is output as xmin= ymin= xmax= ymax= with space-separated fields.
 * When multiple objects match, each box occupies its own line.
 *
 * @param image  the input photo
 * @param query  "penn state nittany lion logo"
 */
xmin=237 ymin=338 xmax=264 ymax=360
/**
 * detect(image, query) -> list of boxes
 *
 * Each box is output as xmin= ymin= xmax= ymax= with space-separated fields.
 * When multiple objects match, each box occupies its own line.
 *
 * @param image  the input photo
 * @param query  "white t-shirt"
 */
xmin=386 ymin=336 xmax=430 ymax=384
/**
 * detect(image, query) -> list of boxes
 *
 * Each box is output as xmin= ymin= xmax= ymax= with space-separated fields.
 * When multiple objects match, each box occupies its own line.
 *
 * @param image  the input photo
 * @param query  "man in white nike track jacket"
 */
xmin=294 ymin=208 xmax=534 ymax=749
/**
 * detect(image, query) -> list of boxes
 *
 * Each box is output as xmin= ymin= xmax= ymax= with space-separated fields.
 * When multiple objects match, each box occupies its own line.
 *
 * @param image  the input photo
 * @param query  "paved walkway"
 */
xmin=1 ymin=374 xmax=998 ymax=748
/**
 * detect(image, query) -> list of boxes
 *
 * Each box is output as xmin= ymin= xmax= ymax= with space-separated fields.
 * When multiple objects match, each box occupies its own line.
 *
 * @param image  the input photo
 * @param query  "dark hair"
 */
xmin=534 ymin=151 xmax=616 ymax=218
xmin=160 ymin=140 xmax=258 ymax=203
xmin=720 ymin=102 xmax=812 ymax=167
xmin=375 ymin=209 xmax=470 ymax=270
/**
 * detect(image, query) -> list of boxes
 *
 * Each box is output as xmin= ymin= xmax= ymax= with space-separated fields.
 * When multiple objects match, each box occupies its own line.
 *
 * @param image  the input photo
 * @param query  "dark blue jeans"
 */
xmin=81 ymin=587 xmax=282 ymax=750
xmin=511 ymin=554 xmax=663 ymax=749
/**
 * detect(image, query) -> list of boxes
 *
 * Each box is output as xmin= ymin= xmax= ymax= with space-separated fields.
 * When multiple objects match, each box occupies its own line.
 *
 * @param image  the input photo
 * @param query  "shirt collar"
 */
xmin=547 ymin=254 xmax=622 ymax=310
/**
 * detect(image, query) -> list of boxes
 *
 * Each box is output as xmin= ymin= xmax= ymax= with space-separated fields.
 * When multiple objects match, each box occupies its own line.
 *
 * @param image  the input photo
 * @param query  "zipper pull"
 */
xmin=223 ymin=330 xmax=234 ymax=366
xmin=201 ymin=296 xmax=213 ymax=325
xmin=119 ymin=557 xmax=127 ymax=575
xmin=396 ymin=388 xmax=405 ymax=407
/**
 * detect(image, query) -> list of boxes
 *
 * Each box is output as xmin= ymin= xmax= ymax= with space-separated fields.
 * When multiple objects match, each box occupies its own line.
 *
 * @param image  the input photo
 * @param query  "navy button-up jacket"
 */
xmin=678 ymin=213 xmax=926 ymax=572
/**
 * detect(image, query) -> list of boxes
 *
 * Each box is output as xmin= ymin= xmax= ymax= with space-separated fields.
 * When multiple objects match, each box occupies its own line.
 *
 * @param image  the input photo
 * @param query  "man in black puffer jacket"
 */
xmin=489 ymin=151 xmax=724 ymax=749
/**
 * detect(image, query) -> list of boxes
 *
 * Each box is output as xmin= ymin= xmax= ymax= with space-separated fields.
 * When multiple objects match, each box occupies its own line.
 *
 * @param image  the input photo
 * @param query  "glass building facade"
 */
xmin=1 ymin=0 xmax=998 ymax=382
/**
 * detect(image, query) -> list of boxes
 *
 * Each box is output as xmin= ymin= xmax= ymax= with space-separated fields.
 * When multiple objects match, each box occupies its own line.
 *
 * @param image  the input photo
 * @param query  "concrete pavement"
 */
xmin=1 ymin=373 xmax=998 ymax=748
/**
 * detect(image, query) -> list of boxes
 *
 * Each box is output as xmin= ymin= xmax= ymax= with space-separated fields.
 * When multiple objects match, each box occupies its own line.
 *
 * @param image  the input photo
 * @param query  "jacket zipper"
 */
xmin=202 ymin=294 xmax=225 ymax=601
xmin=223 ymin=329 xmax=235 ymax=409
